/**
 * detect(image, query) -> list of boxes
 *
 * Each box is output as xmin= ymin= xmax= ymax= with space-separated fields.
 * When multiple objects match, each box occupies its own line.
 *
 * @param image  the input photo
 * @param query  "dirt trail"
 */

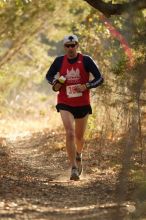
xmin=0 ymin=128 xmax=135 ymax=220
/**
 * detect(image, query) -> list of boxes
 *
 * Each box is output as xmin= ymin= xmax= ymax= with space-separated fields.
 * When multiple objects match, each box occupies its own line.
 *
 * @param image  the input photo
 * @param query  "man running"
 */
xmin=46 ymin=34 xmax=103 ymax=181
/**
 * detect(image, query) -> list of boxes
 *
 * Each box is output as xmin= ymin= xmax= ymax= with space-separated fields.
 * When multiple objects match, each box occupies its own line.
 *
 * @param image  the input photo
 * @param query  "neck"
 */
xmin=67 ymin=52 xmax=78 ymax=59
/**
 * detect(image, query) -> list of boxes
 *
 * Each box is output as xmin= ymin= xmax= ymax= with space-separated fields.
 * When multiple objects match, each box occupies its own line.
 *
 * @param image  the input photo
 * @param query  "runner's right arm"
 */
xmin=46 ymin=56 xmax=63 ymax=85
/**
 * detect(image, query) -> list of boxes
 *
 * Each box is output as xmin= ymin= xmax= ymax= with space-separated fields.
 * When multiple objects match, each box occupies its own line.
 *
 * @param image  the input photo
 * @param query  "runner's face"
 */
xmin=64 ymin=42 xmax=78 ymax=58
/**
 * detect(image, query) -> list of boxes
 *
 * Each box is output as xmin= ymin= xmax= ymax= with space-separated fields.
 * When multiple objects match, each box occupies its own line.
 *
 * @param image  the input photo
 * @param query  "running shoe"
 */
xmin=70 ymin=167 xmax=80 ymax=181
xmin=76 ymin=152 xmax=83 ymax=176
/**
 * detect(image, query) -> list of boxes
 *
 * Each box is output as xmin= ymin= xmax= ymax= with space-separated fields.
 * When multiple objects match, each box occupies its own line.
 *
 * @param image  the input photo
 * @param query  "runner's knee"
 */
xmin=66 ymin=129 xmax=75 ymax=140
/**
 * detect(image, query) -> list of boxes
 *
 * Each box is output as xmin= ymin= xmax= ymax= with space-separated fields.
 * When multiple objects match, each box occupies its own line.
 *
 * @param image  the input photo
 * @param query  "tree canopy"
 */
xmin=84 ymin=0 xmax=146 ymax=17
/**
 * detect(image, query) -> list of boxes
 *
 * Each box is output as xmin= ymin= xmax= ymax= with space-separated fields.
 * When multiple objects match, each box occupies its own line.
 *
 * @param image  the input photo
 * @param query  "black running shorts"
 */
xmin=56 ymin=104 xmax=92 ymax=119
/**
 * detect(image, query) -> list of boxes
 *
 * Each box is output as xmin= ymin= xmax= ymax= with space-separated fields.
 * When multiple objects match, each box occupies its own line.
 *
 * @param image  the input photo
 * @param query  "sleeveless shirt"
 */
xmin=57 ymin=53 xmax=90 ymax=106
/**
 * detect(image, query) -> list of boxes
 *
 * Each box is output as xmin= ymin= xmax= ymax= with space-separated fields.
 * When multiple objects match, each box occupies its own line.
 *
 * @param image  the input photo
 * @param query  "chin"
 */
xmin=69 ymin=52 xmax=75 ymax=57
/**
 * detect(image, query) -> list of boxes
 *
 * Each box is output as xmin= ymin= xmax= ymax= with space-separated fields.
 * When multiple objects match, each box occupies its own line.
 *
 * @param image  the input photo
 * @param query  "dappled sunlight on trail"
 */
xmin=0 ymin=127 xmax=137 ymax=220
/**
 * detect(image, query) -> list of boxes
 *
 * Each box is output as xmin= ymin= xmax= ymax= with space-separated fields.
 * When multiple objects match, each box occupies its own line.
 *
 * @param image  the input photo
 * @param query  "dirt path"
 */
xmin=0 ymin=128 xmax=135 ymax=220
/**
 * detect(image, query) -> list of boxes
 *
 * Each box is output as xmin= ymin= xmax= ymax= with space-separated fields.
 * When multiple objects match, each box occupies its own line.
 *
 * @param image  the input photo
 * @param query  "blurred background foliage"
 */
xmin=0 ymin=0 xmax=146 ymax=216
xmin=0 ymin=0 xmax=145 ymax=140
xmin=0 ymin=0 xmax=145 ymax=143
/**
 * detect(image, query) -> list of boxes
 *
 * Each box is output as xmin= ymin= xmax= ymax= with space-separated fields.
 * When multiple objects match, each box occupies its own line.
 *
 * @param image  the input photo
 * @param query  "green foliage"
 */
xmin=0 ymin=0 xmax=90 ymax=117
xmin=0 ymin=0 xmax=145 ymax=128
xmin=0 ymin=3 xmax=146 ymax=213
xmin=112 ymin=54 xmax=129 ymax=75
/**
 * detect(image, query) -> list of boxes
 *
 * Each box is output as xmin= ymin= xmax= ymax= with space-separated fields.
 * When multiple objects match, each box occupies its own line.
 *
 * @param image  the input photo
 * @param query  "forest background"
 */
xmin=0 ymin=0 xmax=146 ymax=219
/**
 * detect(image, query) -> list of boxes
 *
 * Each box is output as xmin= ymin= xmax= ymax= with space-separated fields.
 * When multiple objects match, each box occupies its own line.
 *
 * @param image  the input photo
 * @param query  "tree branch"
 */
xmin=84 ymin=0 xmax=146 ymax=17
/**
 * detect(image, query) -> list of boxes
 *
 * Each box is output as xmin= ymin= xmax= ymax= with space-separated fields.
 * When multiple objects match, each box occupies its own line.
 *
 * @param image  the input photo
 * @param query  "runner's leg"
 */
xmin=75 ymin=114 xmax=89 ymax=154
xmin=75 ymin=114 xmax=88 ymax=175
xmin=60 ymin=110 xmax=77 ymax=168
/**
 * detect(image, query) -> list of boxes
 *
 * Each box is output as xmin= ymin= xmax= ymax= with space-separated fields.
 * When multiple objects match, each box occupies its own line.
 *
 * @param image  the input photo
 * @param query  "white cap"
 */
xmin=63 ymin=34 xmax=78 ymax=45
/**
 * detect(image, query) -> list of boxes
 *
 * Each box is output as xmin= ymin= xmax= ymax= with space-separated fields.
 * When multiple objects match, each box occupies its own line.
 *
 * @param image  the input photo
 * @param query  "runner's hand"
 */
xmin=52 ymin=80 xmax=62 ymax=92
xmin=52 ymin=76 xmax=66 ymax=92
xmin=76 ymin=84 xmax=87 ymax=92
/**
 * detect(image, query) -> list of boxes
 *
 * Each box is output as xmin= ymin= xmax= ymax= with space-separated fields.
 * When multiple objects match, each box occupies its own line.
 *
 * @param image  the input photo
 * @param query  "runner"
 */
xmin=46 ymin=34 xmax=104 ymax=180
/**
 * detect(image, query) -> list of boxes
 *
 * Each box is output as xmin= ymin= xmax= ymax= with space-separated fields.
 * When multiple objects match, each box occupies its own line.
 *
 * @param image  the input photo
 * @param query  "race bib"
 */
xmin=66 ymin=85 xmax=82 ymax=98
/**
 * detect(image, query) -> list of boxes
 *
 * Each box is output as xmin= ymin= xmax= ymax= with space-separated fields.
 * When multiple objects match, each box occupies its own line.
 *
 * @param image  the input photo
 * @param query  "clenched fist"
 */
xmin=75 ymin=84 xmax=87 ymax=92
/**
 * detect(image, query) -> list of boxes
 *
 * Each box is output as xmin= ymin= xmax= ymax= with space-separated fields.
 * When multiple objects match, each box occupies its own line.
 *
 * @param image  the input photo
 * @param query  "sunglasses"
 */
xmin=64 ymin=44 xmax=76 ymax=48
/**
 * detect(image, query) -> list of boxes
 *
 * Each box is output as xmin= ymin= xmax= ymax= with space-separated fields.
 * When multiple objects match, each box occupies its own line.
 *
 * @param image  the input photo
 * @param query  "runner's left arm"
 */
xmin=83 ymin=56 xmax=104 ymax=89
